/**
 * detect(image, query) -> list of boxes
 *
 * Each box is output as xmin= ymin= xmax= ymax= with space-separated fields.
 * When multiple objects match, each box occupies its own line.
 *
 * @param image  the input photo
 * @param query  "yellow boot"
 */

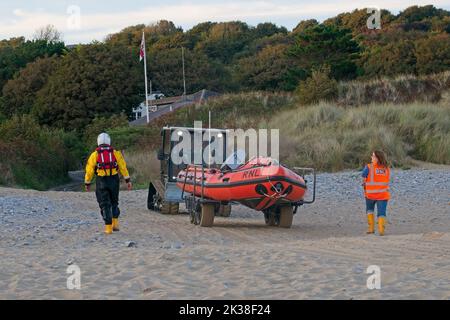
xmin=104 ymin=224 xmax=113 ymax=234
xmin=367 ymin=213 xmax=375 ymax=234
xmin=112 ymin=218 xmax=120 ymax=231
xmin=378 ymin=217 xmax=386 ymax=236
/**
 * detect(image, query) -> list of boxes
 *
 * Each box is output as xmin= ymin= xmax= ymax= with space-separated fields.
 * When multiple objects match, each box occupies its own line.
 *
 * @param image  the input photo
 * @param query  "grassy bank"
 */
xmin=338 ymin=71 xmax=450 ymax=106
xmin=265 ymin=102 xmax=450 ymax=171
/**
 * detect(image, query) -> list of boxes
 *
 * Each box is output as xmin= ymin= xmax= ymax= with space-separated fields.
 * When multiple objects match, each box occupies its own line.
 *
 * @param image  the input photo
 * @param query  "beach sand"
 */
xmin=0 ymin=168 xmax=449 ymax=299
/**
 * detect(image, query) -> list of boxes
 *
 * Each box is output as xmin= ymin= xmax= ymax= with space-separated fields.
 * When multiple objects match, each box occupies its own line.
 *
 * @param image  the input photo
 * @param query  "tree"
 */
xmin=105 ymin=24 xmax=146 ymax=47
xmin=396 ymin=5 xmax=449 ymax=32
xmin=415 ymin=34 xmax=450 ymax=74
xmin=235 ymin=44 xmax=293 ymax=91
xmin=397 ymin=5 xmax=447 ymax=24
xmin=33 ymin=25 xmax=63 ymax=42
xmin=0 ymin=40 xmax=65 ymax=91
xmin=32 ymin=44 xmax=141 ymax=131
xmin=233 ymin=32 xmax=292 ymax=62
xmin=293 ymin=19 xmax=319 ymax=34
xmin=295 ymin=65 xmax=338 ymax=105
xmin=254 ymin=23 xmax=287 ymax=38
xmin=148 ymin=47 xmax=227 ymax=96
xmin=1 ymin=56 xmax=59 ymax=117
xmin=0 ymin=37 xmax=25 ymax=49
xmin=105 ymin=20 xmax=183 ymax=48
xmin=289 ymin=24 xmax=360 ymax=80
xmin=359 ymin=41 xmax=417 ymax=77
xmin=324 ymin=9 xmax=395 ymax=35
xmin=152 ymin=33 xmax=189 ymax=51
xmin=147 ymin=20 xmax=183 ymax=36
xmin=185 ymin=22 xmax=217 ymax=48
xmin=195 ymin=21 xmax=254 ymax=63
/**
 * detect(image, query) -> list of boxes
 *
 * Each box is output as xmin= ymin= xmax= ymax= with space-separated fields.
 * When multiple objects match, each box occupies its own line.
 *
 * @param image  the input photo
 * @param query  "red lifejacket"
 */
xmin=364 ymin=163 xmax=390 ymax=200
xmin=95 ymin=145 xmax=118 ymax=175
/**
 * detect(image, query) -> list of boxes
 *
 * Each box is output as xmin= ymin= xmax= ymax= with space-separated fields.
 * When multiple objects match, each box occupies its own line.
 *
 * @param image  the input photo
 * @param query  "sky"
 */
xmin=1 ymin=0 xmax=449 ymax=44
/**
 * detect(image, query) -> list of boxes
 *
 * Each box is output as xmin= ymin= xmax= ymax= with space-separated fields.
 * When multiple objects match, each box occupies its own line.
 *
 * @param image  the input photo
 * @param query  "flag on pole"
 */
xmin=139 ymin=34 xmax=145 ymax=62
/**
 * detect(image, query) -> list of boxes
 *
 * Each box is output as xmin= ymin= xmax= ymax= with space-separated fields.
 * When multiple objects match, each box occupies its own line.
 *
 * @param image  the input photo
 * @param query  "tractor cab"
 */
xmin=148 ymin=126 xmax=229 ymax=214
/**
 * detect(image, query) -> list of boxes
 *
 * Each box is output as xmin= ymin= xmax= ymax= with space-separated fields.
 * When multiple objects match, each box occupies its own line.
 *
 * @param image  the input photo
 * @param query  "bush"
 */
xmin=295 ymin=66 xmax=338 ymax=105
xmin=107 ymin=126 xmax=159 ymax=152
xmin=83 ymin=113 xmax=130 ymax=149
xmin=0 ymin=115 xmax=84 ymax=189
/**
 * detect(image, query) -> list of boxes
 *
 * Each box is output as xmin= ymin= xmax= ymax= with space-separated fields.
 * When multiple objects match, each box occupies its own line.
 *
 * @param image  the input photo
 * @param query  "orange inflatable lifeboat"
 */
xmin=177 ymin=156 xmax=307 ymax=211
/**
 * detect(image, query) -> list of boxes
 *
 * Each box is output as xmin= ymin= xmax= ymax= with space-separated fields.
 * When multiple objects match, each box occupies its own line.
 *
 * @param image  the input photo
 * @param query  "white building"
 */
xmin=132 ymin=92 xmax=165 ymax=120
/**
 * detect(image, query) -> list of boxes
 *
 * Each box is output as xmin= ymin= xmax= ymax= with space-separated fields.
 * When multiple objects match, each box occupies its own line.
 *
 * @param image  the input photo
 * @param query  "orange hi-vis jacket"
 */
xmin=364 ymin=163 xmax=391 ymax=200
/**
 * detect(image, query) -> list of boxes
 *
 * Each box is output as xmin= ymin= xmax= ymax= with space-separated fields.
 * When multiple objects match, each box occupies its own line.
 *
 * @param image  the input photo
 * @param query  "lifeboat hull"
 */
xmin=176 ymin=159 xmax=307 ymax=211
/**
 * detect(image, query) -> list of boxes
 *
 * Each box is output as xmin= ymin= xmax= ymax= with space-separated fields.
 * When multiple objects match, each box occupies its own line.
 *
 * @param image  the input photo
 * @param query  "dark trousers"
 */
xmin=366 ymin=198 xmax=388 ymax=218
xmin=95 ymin=175 xmax=120 ymax=225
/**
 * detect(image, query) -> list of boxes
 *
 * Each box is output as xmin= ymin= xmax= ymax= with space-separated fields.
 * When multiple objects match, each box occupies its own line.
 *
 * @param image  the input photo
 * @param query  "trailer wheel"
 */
xmin=264 ymin=212 xmax=278 ymax=226
xmin=217 ymin=204 xmax=232 ymax=217
xmin=279 ymin=206 xmax=293 ymax=228
xmin=200 ymin=204 xmax=215 ymax=227
xmin=161 ymin=201 xmax=179 ymax=215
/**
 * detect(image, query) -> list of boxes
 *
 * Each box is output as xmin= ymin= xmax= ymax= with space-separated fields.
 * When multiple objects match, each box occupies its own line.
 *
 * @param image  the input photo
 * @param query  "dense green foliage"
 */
xmin=32 ymin=44 xmax=142 ymax=131
xmin=1 ymin=6 xmax=448 ymax=127
xmin=1 ymin=56 xmax=59 ymax=116
xmin=0 ymin=38 xmax=65 ymax=90
xmin=289 ymin=24 xmax=360 ymax=80
xmin=0 ymin=115 xmax=83 ymax=190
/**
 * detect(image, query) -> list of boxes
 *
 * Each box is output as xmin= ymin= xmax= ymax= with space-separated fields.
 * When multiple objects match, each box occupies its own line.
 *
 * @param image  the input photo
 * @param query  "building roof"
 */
xmin=129 ymin=89 xmax=220 ymax=126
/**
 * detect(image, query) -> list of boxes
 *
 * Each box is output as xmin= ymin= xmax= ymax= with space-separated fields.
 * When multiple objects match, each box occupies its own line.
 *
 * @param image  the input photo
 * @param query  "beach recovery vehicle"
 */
xmin=147 ymin=126 xmax=232 ymax=216
xmin=148 ymin=126 xmax=316 ymax=228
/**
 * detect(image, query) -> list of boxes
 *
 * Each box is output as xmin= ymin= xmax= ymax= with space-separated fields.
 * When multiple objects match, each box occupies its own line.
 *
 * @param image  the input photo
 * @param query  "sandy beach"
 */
xmin=0 ymin=168 xmax=449 ymax=300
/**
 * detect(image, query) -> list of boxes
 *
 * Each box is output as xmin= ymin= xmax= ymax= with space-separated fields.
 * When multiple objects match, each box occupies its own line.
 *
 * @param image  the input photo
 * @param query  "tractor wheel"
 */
xmin=200 ymin=204 xmax=215 ymax=227
xmin=279 ymin=206 xmax=293 ymax=228
xmin=161 ymin=201 xmax=179 ymax=215
xmin=217 ymin=204 xmax=232 ymax=217
xmin=147 ymin=183 xmax=157 ymax=210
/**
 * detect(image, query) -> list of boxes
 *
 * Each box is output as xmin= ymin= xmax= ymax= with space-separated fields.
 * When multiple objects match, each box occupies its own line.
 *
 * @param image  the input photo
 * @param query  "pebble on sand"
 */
xmin=125 ymin=241 xmax=137 ymax=248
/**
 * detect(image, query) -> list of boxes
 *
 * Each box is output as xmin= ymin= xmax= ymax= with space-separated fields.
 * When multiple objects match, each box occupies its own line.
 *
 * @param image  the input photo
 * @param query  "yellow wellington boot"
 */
xmin=367 ymin=213 xmax=375 ymax=234
xmin=378 ymin=217 xmax=386 ymax=236
xmin=104 ymin=224 xmax=113 ymax=234
xmin=112 ymin=218 xmax=120 ymax=231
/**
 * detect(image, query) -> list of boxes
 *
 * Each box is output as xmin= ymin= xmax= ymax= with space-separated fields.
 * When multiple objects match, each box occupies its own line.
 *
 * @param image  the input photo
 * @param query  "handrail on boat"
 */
xmin=293 ymin=167 xmax=316 ymax=204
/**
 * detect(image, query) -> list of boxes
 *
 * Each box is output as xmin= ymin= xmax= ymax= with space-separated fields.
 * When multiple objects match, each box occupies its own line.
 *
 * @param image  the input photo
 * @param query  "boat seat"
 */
xmin=221 ymin=150 xmax=246 ymax=172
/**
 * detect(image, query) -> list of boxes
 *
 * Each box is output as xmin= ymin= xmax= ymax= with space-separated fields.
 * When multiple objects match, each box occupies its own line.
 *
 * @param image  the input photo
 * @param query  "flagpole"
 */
xmin=142 ymin=31 xmax=149 ymax=124
xmin=182 ymin=47 xmax=186 ymax=99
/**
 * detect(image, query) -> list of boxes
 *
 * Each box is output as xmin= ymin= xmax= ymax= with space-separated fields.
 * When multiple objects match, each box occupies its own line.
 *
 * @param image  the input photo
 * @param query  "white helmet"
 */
xmin=97 ymin=133 xmax=111 ymax=146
